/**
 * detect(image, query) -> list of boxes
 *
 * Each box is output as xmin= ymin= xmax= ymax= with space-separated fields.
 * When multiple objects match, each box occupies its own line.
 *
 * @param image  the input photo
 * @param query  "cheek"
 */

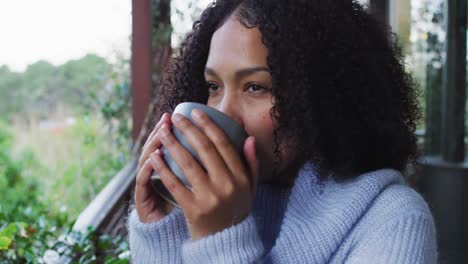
xmin=246 ymin=112 xmax=274 ymax=140
xmin=245 ymin=112 xmax=276 ymax=159
xmin=244 ymin=111 xmax=278 ymax=181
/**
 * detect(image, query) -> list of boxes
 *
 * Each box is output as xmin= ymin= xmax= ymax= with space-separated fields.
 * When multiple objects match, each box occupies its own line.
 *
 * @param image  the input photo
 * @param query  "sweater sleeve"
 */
xmin=345 ymin=213 xmax=438 ymax=264
xmin=127 ymin=207 xmax=189 ymax=264
xmin=181 ymin=214 xmax=265 ymax=263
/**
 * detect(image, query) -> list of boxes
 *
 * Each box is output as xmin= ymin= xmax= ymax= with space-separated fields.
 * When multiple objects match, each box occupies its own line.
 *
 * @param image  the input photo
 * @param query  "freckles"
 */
xmin=262 ymin=113 xmax=274 ymax=127
xmin=256 ymin=113 xmax=275 ymax=137
xmin=245 ymin=112 xmax=273 ymax=138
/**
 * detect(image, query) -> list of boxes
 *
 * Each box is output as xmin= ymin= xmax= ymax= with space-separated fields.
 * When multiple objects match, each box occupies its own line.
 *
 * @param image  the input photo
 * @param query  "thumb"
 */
xmin=243 ymin=136 xmax=259 ymax=193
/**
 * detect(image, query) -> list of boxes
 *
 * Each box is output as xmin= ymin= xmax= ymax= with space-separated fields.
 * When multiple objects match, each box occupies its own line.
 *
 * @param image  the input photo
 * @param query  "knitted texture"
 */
xmin=127 ymin=162 xmax=438 ymax=263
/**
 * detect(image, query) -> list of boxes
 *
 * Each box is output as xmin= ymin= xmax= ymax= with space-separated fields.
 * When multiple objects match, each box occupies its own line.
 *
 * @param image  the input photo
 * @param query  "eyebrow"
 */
xmin=204 ymin=66 xmax=270 ymax=80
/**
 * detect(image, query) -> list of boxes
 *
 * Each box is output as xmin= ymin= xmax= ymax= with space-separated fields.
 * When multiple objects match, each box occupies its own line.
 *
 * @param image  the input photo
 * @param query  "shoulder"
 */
xmin=364 ymin=179 xmax=434 ymax=224
xmin=347 ymin=168 xmax=435 ymax=228
xmin=333 ymin=168 xmax=433 ymax=218
xmin=337 ymin=178 xmax=438 ymax=263
xmin=289 ymin=164 xmax=435 ymax=226
xmin=274 ymin=167 xmax=437 ymax=263
xmin=346 ymin=175 xmax=436 ymax=242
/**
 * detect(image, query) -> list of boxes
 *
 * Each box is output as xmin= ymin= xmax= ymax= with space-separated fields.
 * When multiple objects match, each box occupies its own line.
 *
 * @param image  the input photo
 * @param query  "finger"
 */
xmin=157 ymin=123 xmax=210 ymax=194
xmin=150 ymin=151 xmax=194 ymax=209
xmin=142 ymin=113 xmax=170 ymax=150
xmin=243 ymin=136 xmax=259 ymax=194
xmin=139 ymin=130 xmax=167 ymax=170
xmin=190 ymin=110 xmax=248 ymax=185
xmin=141 ymin=113 xmax=171 ymax=154
xmin=135 ymin=158 xmax=156 ymax=213
xmin=171 ymin=113 xmax=231 ymax=186
xmin=139 ymin=114 xmax=171 ymax=169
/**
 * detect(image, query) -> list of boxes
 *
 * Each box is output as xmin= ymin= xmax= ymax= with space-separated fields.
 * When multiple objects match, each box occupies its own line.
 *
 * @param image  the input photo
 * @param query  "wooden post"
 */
xmin=418 ymin=1 xmax=468 ymax=262
xmin=369 ymin=0 xmax=389 ymax=25
xmin=423 ymin=2 xmax=444 ymax=156
xmin=131 ymin=0 xmax=152 ymax=142
xmin=441 ymin=0 xmax=467 ymax=162
xmin=424 ymin=65 xmax=442 ymax=155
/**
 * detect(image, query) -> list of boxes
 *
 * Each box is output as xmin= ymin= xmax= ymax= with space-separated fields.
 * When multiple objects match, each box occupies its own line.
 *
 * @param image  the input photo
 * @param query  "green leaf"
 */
xmin=105 ymin=258 xmax=129 ymax=264
xmin=0 ymin=235 xmax=12 ymax=250
xmin=0 ymin=223 xmax=17 ymax=237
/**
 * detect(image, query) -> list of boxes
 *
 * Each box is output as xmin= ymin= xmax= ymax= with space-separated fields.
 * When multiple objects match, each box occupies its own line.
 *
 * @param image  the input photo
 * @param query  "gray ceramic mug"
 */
xmin=151 ymin=102 xmax=248 ymax=208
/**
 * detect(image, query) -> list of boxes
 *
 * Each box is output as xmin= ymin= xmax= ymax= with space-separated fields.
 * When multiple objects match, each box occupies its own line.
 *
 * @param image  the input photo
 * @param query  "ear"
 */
xmin=243 ymin=136 xmax=259 ymax=193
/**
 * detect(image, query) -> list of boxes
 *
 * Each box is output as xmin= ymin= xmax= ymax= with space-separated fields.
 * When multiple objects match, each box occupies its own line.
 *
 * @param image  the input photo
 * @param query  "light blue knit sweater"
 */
xmin=127 ymin=162 xmax=438 ymax=263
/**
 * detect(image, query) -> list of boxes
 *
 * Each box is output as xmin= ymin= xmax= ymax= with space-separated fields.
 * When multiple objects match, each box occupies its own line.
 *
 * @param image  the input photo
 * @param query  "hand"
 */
xmin=150 ymin=109 xmax=259 ymax=240
xmin=135 ymin=113 xmax=175 ymax=223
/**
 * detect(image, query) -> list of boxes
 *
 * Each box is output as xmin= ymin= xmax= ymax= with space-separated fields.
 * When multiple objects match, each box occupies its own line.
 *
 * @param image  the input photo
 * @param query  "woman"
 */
xmin=128 ymin=0 xmax=438 ymax=263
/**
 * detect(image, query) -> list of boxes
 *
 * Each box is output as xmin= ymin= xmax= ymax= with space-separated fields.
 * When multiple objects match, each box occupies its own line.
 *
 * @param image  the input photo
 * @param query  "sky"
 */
xmin=0 ymin=0 xmax=132 ymax=72
xmin=1 ymin=0 xmax=372 ymax=72
xmin=0 ymin=0 xmax=215 ymax=72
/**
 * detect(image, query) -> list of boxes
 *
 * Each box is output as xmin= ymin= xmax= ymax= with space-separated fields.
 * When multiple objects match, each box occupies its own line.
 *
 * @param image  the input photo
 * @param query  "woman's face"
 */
xmin=204 ymin=16 xmax=281 ymax=183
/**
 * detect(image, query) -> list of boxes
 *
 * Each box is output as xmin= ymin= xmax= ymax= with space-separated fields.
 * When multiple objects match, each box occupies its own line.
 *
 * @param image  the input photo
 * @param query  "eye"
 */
xmin=246 ymin=83 xmax=270 ymax=94
xmin=206 ymin=81 xmax=220 ymax=93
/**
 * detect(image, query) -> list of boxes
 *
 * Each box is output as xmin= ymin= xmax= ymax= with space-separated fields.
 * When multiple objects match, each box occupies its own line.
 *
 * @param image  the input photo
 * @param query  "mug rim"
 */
xmin=175 ymin=102 xmax=247 ymax=138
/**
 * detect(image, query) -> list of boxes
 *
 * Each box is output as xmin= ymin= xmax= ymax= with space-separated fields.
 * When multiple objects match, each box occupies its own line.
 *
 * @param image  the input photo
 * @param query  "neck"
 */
xmin=263 ymin=159 xmax=305 ymax=189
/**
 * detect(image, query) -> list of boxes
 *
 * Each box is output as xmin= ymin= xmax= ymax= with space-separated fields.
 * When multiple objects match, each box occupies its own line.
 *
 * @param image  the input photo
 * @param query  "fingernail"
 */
xmin=160 ymin=125 xmax=169 ymax=137
xmin=191 ymin=109 xmax=203 ymax=120
xmin=172 ymin=113 xmax=183 ymax=123
xmin=150 ymin=153 xmax=160 ymax=168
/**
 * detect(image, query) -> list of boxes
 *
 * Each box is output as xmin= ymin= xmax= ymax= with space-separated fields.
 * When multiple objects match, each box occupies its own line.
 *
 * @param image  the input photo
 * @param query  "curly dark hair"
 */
xmin=153 ymin=0 xmax=422 ymax=181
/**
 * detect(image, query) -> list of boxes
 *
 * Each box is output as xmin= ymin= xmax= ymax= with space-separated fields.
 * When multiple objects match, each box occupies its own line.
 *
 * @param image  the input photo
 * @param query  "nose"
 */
xmin=213 ymin=94 xmax=244 ymax=128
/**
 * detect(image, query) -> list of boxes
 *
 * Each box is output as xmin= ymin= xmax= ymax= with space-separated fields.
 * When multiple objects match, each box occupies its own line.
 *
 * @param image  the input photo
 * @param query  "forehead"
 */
xmin=206 ymin=17 xmax=268 ymax=69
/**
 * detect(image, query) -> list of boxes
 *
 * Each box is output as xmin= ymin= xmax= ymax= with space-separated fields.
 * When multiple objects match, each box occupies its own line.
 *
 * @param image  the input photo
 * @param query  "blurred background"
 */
xmin=0 ymin=0 xmax=465 ymax=263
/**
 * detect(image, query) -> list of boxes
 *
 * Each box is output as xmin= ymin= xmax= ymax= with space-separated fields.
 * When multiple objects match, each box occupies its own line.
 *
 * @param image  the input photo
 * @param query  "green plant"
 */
xmin=0 ymin=121 xmax=130 ymax=263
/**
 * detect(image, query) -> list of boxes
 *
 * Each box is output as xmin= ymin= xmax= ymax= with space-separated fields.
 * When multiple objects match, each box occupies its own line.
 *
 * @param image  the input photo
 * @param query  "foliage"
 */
xmin=170 ymin=0 xmax=208 ymax=47
xmin=0 ymin=54 xmax=112 ymax=123
xmin=0 ymin=1 xmax=214 ymax=261
xmin=42 ymin=115 xmax=130 ymax=217
xmin=0 ymin=53 xmax=132 ymax=262
xmin=88 ymin=55 xmax=132 ymax=158
xmin=409 ymin=0 xmax=445 ymax=69
xmin=152 ymin=0 xmax=172 ymax=49
xmin=0 ymin=121 xmax=130 ymax=263
xmin=407 ymin=0 xmax=445 ymax=132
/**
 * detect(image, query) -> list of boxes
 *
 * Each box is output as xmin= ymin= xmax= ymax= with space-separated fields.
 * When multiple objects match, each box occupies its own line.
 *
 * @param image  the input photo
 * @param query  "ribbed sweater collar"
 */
xmin=252 ymin=162 xmax=404 ymax=259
